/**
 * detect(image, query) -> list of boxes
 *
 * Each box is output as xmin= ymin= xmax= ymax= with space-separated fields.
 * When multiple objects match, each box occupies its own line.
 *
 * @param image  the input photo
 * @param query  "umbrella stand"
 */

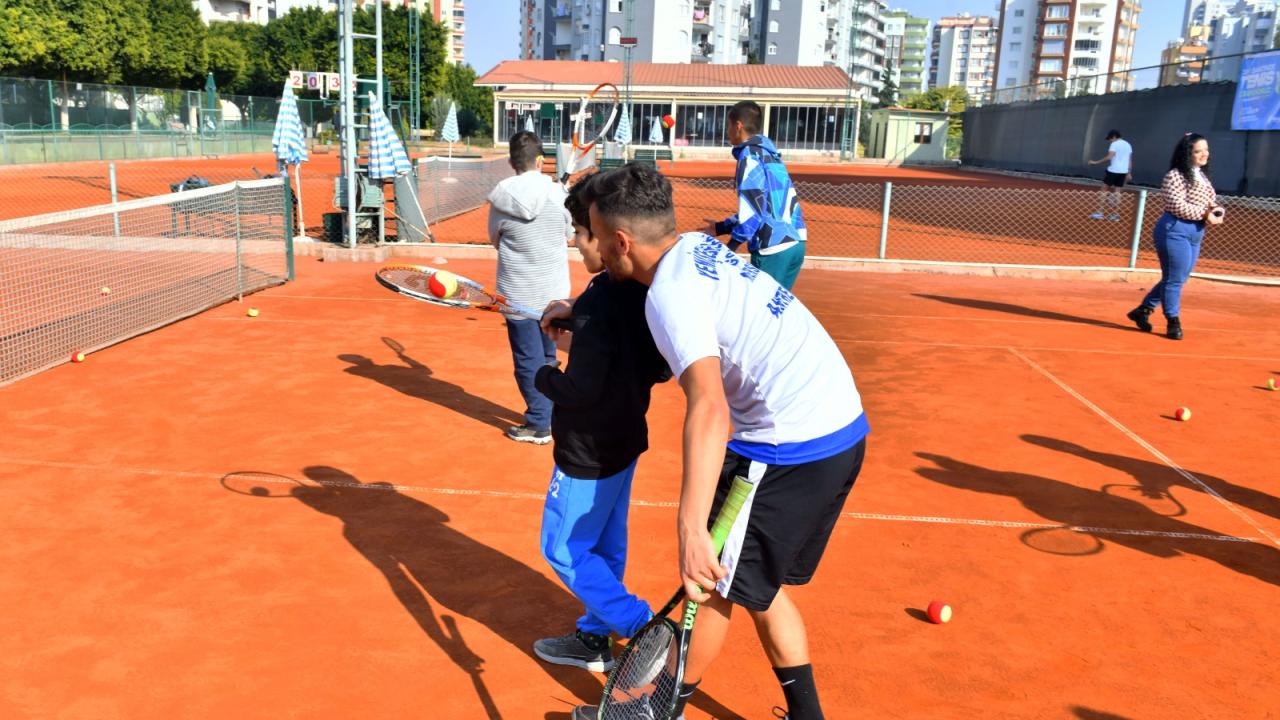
xmin=293 ymin=163 xmax=306 ymax=238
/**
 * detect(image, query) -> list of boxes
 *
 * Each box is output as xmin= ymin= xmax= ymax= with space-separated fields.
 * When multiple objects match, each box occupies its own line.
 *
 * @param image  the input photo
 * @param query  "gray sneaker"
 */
xmin=533 ymin=630 xmax=613 ymax=672
xmin=506 ymin=424 xmax=551 ymax=445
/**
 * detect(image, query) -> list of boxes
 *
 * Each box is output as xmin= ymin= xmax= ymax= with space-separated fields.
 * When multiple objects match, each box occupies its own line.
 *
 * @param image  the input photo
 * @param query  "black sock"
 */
xmin=671 ymin=680 xmax=700 ymax=717
xmin=773 ymin=664 xmax=823 ymax=720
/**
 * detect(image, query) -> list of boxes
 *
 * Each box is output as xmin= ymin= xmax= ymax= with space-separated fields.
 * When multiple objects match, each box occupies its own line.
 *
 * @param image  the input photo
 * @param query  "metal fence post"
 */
xmin=283 ymin=175 xmax=296 ymax=281
xmin=1128 ymin=189 xmax=1147 ymax=269
xmin=109 ymin=161 xmax=120 ymax=237
xmin=879 ymin=181 xmax=893 ymax=260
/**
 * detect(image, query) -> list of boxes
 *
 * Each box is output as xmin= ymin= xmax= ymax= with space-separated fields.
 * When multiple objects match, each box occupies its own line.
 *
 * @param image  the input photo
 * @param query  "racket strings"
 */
xmin=600 ymin=623 xmax=680 ymax=719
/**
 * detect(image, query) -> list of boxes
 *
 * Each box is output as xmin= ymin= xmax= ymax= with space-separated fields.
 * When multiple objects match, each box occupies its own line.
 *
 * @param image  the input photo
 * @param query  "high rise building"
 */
xmin=1202 ymin=1 xmax=1277 ymax=82
xmin=930 ymin=14 xmax=996 ymax=101
xmin=883 ymin=10 xmax=931 ymax=100
xmin=192 ymin=0 xmax=275 ymax=24
xmin=1158 ymin=25 xmax=1209 ymax=86
xmin=992 ymin=0 xmax=1141 ymax=102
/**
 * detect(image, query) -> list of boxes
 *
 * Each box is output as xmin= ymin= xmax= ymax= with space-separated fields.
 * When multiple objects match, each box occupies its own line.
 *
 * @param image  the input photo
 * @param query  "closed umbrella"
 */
xmin=271 ymin=82 xmax=309 ymax=237
xmin=367 ymin=91 xmax=413 ymax=179
xmin=524 ymin=114 xmax=536 ymax=134
xmin=614 ymin=104 xmax=632 ymax=146
xmin=649 ymin=115 xmax=664 ymax=144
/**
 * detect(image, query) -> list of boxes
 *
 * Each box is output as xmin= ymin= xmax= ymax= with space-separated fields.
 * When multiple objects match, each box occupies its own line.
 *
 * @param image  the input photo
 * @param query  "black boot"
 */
xmin=1166 ymin=316 xmax=1183 ymax=340
xmin=1127 ymin=305 xmax=1154 ymax=332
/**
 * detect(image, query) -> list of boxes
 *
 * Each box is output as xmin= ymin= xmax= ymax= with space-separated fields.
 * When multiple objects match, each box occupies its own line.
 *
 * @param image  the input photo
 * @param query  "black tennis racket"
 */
xmin=596 ymin=474 xmax=755 ymax=719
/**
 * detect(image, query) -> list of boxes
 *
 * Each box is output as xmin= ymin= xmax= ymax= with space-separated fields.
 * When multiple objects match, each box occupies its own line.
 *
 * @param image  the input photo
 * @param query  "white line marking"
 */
xmin=827 ymin=336 xmax=1280 ymax=363
xmin=1008 ymin=347 xmax=1280 ymax=547
xmin=0 ymin=457 xmax=1258 ymax=544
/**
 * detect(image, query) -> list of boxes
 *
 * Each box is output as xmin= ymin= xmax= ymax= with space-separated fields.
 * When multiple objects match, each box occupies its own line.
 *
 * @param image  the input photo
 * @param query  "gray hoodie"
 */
xmin=487 ymin=169 xmax=572 ymax=313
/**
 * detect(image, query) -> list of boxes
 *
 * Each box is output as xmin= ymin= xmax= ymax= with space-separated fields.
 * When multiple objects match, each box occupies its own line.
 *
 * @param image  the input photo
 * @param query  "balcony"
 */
xmin=553 ymin=3 xmax=571 ymax=18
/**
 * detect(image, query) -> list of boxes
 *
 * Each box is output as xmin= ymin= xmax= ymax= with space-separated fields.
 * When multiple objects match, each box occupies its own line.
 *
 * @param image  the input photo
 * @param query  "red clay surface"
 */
xmin=2 ymin=257 xmax=1278 ymax=719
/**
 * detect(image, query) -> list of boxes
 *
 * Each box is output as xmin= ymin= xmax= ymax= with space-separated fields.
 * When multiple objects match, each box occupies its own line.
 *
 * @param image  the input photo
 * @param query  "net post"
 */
xmin=235 ymin=182 xmax=244 ymax=301
xmin=109 ymin=162 xmax=120 ymax=238
xmin=879 ymin=181 xmax=892 ymax=259
xmin=283 ymin=175 xmax=296 ymax=281
xmin=1128 ymin=189 xmax=1146 ymax=269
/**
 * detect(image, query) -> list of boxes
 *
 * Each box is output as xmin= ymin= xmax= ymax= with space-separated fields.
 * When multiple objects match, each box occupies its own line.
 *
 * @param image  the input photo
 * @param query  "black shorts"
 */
xmin=1104 ymin=171 xmax=1127 ymax=188
xmin=707 ymin=438 xmax=867 ymax=611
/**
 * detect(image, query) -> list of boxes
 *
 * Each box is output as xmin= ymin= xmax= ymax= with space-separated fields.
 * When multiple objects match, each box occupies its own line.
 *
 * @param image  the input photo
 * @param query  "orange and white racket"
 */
xmin=559 ymin=82 xmax=620 ymax=183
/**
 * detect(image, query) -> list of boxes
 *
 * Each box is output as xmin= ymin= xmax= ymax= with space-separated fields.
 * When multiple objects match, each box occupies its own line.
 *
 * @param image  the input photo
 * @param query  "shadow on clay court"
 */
xmin=337 ymin=349 xmax=523 ymax=433
xmin=1070 ymin=706 xmax=1135 ymax=720
xmin=913 ymin=452 xmax=1280 ymax=588
xmin=1022 ymin=435 xmax=1280 ymax=525
xmin=292 ymin=466 xmax=745 ymax=720
xmin=913 ymin=294 xmax=1133 ymax=331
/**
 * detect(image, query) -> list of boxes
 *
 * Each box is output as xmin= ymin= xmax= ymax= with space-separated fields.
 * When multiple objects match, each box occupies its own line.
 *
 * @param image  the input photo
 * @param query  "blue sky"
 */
xmin=463 ymin=0 xmax=1185 ymax=85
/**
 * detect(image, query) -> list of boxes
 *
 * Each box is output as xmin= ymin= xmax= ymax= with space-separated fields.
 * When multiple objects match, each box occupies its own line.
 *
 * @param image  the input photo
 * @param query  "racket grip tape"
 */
xmin=708 ymin=475 xmax=753 ymax=555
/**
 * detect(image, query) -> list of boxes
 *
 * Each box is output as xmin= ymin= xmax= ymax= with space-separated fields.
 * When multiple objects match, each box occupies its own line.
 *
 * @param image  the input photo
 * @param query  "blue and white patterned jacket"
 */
xmin=715 ymin=135 xmax=807 ymax=255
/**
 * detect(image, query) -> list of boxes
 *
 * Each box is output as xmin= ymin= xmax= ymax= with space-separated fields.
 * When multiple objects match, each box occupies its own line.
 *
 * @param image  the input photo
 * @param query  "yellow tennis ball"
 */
xmin=429 ymin=271 xmax=459 ymax=299
xmin=1175 ymin=407 xmax=1192 ymax=422
xmin=1269 ymin=378 xmax=1277 ymax=391
xmin=246 ymin=308 xmax=259 ymax=317
xmin=100 ymin=286 xmax=111 ymax=295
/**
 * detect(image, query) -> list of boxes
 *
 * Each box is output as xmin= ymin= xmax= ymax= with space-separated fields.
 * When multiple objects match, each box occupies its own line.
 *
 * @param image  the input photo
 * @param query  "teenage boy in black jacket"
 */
xmin=530 ymin=175 xmax=670 ymax=673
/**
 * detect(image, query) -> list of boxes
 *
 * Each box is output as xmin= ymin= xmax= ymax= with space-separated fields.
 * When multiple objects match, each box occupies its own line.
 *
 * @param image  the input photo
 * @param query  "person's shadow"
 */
xmin=1022 ymin=434 xmax=1280 ymax=524
xmin=338 ymin=340 xmax=521 ymax=432
xmin=913 ymin=294 xmax=1132 ymax=331
xmin=292 ymin=466 xmax=745 ymax=719
xmin=914 ymin=453 xmax=1280 ymax=587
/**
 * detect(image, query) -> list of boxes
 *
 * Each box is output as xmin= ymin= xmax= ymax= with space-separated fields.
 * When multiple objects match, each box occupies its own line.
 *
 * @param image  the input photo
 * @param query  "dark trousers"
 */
xmin=506 ymin=317 xmax=556 ymax=430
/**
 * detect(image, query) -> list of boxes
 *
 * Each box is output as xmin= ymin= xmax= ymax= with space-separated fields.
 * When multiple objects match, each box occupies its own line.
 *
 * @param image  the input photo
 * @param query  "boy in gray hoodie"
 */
xmin=487 ymin=131 xmax=573 ymax=444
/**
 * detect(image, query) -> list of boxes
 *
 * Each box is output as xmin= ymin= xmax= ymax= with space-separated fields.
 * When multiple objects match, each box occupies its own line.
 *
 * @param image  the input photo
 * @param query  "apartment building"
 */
xmin=193 ymin=0 xmax=275 ymax=24
xmin=886 ymin=10 xmax=931 ymax=98
xmin=992 ymin=0 xmax=1142 ymax=102
xmin=930 ymin=14 xmax=996 ymax=101
xmin=1202 ymin=0 xmax=1277 ymax=82
xmin=1158 ymin=26 xmax=1209 ymax=86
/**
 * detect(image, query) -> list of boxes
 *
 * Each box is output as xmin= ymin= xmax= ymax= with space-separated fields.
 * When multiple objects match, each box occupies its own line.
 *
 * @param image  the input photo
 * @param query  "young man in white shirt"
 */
xmin=1087 ymin=129 xmax=1133 ymax=222
xmin=549 ymin=163 xmax=869 ymax=720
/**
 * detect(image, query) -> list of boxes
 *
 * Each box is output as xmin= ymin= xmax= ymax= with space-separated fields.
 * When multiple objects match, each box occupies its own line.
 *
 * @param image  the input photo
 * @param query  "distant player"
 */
xmin=1087 ymin=129 xmax=1133 ymax=222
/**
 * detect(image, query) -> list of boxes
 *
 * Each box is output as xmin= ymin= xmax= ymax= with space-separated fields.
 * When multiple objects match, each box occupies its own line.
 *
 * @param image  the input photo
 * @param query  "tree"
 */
xmin=135 ymin=0 xmax=207 ymax=88
xmin=0 ymin=0 xmax=70 ymax=75
xmin=876 ymin=74 xmax=899 ymax=108
xmin=49 ymin=0 xmax=152 ymax=83
xmin=443 ymin=62 xmax=492 ymax=137
xmin=902 ymin=85 xmax=969 ymax=158
xmin=207 ymin=21 xmax=260 ymax=93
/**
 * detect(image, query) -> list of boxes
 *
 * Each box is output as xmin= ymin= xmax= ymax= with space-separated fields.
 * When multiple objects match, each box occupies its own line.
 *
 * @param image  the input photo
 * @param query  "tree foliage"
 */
xmin=901 ymin=85 xmax=969 ymax=158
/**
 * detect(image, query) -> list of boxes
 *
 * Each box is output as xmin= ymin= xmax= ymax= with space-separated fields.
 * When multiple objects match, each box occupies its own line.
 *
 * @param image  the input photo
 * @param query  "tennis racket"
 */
xmin=560 ymin=82 xmax=621 ymax=183
xmin=375 ymin=264 xmax=570 ymax=329
xmin=596 ymin=474 xmax=755 ymax=719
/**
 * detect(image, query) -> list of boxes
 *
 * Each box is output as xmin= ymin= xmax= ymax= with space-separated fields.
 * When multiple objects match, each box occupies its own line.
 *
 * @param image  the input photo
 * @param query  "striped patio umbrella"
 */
xmin=614 ymin=104 xmax=632 ymax=146
xmin=649 ymin=115 xmax=664 ymax=144
xmin=367 ymin=91 xmax=413 ymax=179
xmin=441 ymin=101 xmax=461 ymax=144
xmin=271 ymin=83 xmax=309 ymax=235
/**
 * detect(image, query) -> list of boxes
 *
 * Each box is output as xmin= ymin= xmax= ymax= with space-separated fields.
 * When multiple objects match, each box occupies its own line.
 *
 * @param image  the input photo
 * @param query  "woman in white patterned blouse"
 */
xmin=1125 ymin=133 xmax=1224 ymax=340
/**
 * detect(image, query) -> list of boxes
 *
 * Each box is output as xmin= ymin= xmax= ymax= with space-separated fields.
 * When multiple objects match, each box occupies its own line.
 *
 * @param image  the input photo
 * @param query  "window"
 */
xmin=768 ymin=42 xmax=777 ymax=55
xmin=1042 ymin=39 xmax=1064 ymax=54
xmin=913 ymin=122 xmax=932 ymax=144
xmin=769 ymin=20 xmax=779 ymax=33
xmin=1009 ymin=60 xmax=1019 ymax=69
xmin=1075 ymin=39 xmax=1100 ymax=51
xmin=770 ymin=0 xmax=780 ymax=9
xmin=610 ymin=0 xmax=622 ymax=11
xmin=1043 ymin=22 xmax=1067 ymax=37
xmin=1039 ymin=58 xmax=1063 ymax=72
xmin=1046 ymin=4 xmax=1069 ymax=18
xmin=1073 ymin=57 xmax=1098 ymax=69
xmin=1010 ymin=41 xmax=1022 ymax=52
xmin=1014 ymin=9 xmax=1024 ymax=17
xmin=1012 ymin=26 xmax=1023 ymax=35
xmin=1006 ymin=78 xmax=1017 ymax=86
xmin=608 ymin=26 xmax=621 ymax=44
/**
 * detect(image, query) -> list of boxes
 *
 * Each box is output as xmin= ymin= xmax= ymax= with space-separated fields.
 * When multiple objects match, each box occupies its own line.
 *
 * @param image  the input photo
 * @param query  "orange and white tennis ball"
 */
xmin=926 ymin=600 xmax=952 ymax=624
xmin=1175 ymin=407 xmax=1192 ymax=422
xmin=70 ymin=351 xmax=86 ymax=363
xmin=428 ymin=271 xmax=459 ymax=299
xmin=661 ymin=114 xmax=675 ymax=129
xmin=246 ymin=308 xmax=259 ymax=317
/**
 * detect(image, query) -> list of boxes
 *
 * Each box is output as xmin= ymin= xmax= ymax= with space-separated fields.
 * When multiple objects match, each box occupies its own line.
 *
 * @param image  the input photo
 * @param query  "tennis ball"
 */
xmin=71 ymin=351 xmax=85 ymax=363
xmin=1268 ymin=378 xmax=1277 ymax=391
xmin=926 ymin=600 xmax=952 ymax=624
xmin=246 ymin=308 xmax=259 ymax=317
xmin=1175 ymin=407 xmax=1192 ymax=422
xmin=428 ymin=271 xmax=459 ymax=299
xmin=100 ymin=286 xmax=111 ymax=295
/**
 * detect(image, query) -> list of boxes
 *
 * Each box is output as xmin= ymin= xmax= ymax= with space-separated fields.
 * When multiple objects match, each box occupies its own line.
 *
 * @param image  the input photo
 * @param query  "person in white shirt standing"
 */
xmin=1087 ymin=129 xmax=1133 ymax=222
xmin=551 ymin=163 xmax=869 ymax=720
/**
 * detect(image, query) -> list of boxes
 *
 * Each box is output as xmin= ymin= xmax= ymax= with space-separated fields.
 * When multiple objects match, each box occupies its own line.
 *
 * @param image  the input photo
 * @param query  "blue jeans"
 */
xmin=1142 ymin=213 xmax=1205 ymax=318
xmin=505 ymin=317 xmax=555 ymax=430
xmin=540 ymin=461 xmax=652 ymax=638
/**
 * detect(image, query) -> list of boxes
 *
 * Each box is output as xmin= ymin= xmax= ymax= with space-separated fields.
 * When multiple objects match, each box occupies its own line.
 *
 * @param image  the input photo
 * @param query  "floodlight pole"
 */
xmin=840 ymin=0 xmax=864 ymax=162
xmin=623 ymin=1 xmax=635 ymax=160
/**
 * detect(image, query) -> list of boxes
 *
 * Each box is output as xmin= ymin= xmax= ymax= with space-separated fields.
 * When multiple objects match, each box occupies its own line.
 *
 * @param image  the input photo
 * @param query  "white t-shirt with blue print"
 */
xmin=645 ymin=232 xmax=868 ymax=465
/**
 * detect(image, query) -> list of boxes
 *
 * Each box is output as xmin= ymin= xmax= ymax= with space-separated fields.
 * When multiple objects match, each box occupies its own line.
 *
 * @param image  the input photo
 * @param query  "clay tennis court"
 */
xmin=2 ymin=248 xmax=1277 ymax=718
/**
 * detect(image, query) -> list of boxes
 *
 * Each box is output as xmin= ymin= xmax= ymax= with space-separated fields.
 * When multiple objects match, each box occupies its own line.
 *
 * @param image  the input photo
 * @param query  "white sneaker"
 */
xmin=1088 ymin=212 xmax=1105 ymax=220
xmin=1108 ymin=214 xmax=1121 ymax=222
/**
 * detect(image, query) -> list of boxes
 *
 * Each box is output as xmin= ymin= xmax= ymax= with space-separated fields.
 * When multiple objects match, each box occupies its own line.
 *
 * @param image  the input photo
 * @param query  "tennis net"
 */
xmin=1 ymin=177 xmax=291 ymax=386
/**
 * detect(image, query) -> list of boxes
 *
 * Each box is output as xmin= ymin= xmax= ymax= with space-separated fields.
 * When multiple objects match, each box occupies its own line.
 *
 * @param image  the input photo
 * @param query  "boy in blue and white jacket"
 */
xmin=710 ymin=100 xmax=807 ymax=290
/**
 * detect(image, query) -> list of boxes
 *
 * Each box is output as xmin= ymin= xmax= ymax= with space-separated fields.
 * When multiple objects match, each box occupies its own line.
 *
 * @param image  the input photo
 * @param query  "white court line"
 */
xmin=820 ymin=311 xmax=1275 ymax=335
xmin=828 ymin=336 xmax=1280 ymax=364
xmin=1008 ymin=347 xmax=1280 ymax=548
xmin=0 ymin=457 xmax=1257 ymax=545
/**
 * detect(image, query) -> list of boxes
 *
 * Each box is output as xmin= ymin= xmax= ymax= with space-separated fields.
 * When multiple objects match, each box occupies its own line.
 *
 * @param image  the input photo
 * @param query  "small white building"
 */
xmin=864 ymin=108 xmax=949 ymax=163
